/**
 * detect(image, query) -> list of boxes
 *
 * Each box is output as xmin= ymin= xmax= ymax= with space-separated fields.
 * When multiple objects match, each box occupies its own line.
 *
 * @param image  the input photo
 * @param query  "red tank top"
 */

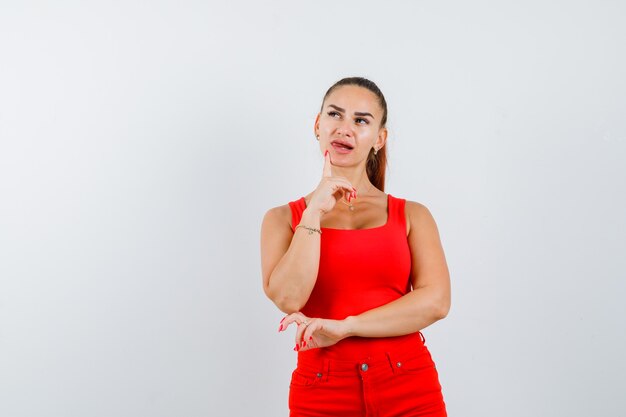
xmin=288 ymin=194 xmax=423 ymax=359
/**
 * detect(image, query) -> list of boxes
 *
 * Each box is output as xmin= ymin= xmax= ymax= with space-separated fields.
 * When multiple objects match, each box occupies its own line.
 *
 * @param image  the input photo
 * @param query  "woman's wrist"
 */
xmin=300 ymin=208 xmax=322 ymax=225
xmin=343 ymin=315 xmax=358 ymax=338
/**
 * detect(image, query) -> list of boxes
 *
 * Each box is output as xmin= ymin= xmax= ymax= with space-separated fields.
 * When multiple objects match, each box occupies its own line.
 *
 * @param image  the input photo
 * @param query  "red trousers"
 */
xmin=289 ymin=332 xmax=447 ymax=417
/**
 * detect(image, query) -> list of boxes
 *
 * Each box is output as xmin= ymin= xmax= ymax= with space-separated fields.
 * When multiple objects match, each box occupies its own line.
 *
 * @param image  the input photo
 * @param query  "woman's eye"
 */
xmin=327 ymin=111 xmax=340 ymax=117
xmin=356 ymin=118 xmax=369 ymax=125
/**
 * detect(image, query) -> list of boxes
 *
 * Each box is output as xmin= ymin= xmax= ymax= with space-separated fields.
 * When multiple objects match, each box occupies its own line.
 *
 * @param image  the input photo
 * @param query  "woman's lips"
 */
xmin=331 ymin=142 xmax=353 ymax=154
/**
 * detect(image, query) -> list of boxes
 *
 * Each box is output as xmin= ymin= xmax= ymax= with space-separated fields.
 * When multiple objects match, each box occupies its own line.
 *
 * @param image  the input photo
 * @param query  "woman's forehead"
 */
xmin=324 ymin=85 xmax=381 ymax=113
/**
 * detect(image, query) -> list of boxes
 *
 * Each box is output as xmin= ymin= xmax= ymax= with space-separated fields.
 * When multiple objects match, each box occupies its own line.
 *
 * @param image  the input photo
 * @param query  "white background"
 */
xmin=1 ymin=1 xmax=625 ymax=416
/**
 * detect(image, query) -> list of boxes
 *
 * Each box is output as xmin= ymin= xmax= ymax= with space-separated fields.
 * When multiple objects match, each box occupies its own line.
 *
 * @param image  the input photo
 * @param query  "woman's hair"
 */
xmin=321 ymin=77 xmax=388 ymax=191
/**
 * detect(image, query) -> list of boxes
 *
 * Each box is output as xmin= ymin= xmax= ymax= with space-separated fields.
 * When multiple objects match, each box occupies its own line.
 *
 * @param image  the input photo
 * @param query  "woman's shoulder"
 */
xmin=401 ymin=198 xmax=429 ymax=213
xmin=390 ymin=194 xmax=429 ymax=212
xmin=262 ymin=196 xmax=306 ymax=231
xmin=392 ymin=196 xmax=436 ymax=235
xmin=262 ymin=202 xmax=293 ymax=228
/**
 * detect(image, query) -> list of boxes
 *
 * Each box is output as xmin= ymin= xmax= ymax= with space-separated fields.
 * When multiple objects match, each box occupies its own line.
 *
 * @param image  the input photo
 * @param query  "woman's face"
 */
xmin=314 ymin=85 xmax=387 ymax=166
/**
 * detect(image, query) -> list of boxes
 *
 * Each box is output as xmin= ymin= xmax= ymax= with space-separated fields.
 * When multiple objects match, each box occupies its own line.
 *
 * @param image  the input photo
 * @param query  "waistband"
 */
xmin=296 ymin=331 xmax=428 ymax=378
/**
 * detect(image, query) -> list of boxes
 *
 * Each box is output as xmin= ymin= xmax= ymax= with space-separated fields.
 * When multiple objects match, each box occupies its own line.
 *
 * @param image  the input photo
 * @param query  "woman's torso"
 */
xmin=288 ymin=193 xmax=423 ymax=360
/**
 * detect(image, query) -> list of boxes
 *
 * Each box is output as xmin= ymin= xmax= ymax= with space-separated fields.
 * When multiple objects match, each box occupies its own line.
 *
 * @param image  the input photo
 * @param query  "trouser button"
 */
xmin=361 ymin=363 xmax=369 ymax=371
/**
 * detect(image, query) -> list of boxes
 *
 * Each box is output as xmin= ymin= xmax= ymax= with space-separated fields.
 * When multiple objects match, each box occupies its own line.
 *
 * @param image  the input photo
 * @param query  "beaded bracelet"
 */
xmin=295 ymin=225 xmax=322 ymax=235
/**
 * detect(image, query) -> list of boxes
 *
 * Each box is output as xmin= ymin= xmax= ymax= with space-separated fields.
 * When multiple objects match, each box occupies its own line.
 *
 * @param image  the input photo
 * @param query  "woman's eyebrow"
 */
xmin=327 ymin=104 xmax=375 ymax=119
xmin=354 ymin=111 xmax=374 ymax=119
xmin=327 ymin=104 xmax=345 ymax=113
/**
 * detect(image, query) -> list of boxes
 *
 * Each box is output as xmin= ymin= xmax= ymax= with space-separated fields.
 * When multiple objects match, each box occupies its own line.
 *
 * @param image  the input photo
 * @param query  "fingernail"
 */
xmin=293 ymin=346 xmax=297 ymax=351
xmin=295 ymin=344 xmax=300 ymax=351
xmin=302 ymin=341 xmax=307 ymax=347
xmin=309 ymin=336 xmax=313 ymax=340
xmin=324 ymin=150 xmax=329 ymax=156
xmin=278 ymin=324 xmax=283 ymax=332
xmin=280 ymin=317 xmax=286 ymax=323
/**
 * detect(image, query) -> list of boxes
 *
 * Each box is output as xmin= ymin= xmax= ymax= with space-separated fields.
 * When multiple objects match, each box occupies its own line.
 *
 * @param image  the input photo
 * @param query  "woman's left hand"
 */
xmin=279 ymin=312 xmax=350 ymax=352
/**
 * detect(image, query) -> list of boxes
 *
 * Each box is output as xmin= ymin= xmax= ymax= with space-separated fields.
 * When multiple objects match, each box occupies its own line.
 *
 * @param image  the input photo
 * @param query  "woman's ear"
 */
xmin=313 ymin=113 xmax=321 ymax=138
xmin=375 ymin=127 xmax=388 ymax=150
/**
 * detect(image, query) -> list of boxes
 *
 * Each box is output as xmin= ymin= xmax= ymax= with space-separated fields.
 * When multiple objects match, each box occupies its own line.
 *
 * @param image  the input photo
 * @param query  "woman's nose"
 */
xmin=336 ymin=120 xmax=354 ymax=136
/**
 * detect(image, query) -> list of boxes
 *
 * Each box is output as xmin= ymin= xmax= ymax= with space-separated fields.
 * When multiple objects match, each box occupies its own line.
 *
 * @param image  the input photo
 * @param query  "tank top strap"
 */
xmin=387 ymin=194 xmax=408 ymax=233
xmin=288 ymin=197 xmax=307 ymax=232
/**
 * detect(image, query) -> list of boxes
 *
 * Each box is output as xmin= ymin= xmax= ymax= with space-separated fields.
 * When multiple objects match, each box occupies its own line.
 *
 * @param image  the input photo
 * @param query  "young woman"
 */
xmin=260 ymin=77 xmax=450 ymax=417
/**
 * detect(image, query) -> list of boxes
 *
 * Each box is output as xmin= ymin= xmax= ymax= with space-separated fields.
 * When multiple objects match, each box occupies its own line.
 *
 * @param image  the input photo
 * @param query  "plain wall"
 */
xmin=1 ymin=1 xmax=625 ymax=416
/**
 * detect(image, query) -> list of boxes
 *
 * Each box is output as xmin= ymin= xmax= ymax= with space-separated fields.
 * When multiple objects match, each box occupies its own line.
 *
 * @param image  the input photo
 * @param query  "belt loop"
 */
xmin=419 ymin=331 xmax=426 ymax=344
xmin=385 ymin=352 xmax=397 ymax=374
xmin=322 ymin=358 xmax=330 ymax=382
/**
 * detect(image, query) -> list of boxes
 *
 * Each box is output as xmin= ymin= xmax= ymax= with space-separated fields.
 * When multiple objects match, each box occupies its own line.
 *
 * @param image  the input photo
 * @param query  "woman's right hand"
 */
xmin=306 ymin=150 xmax=356 ymax=216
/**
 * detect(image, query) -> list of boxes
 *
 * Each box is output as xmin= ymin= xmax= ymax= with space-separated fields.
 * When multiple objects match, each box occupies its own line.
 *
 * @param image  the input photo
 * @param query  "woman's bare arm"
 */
xmin=260 ymin=205 xmax=323 ymax=314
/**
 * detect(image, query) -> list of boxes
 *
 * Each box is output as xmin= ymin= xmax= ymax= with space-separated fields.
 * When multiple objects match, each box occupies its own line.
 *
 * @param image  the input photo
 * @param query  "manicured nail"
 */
xmin=278 ymin=324 xmax=283 ymax=332
xmin=309 ymin=336 xmax=313 ymax=340
xmin=302 ymin=341 xmax=307 ymax=347
xmin=280 ymin=317 xmax=286 ymax=323
xmin=324 ymin=150 xmax=329 ymax=156
xmin=293 ymin=346 xmax=297 ymax=351
xmin=295 ymin=344 xmax=300 ymax=351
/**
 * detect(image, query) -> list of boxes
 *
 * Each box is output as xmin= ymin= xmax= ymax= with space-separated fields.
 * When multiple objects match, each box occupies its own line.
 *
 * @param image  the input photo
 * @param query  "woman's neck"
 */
xmin=331 ymin=164 xmax=377 ymax=195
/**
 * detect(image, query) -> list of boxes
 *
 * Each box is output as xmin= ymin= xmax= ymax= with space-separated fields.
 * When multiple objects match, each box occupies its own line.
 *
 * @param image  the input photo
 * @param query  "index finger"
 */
xmin=322 ymin=149 xmax=332 ymax=178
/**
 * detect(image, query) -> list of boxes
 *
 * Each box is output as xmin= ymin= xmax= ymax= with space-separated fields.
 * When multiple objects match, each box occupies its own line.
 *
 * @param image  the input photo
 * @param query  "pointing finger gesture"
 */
xmin=307 ymin=150 xmax=356 ymax=215
xmin=322 ymin=148 xmax=333 ymax=178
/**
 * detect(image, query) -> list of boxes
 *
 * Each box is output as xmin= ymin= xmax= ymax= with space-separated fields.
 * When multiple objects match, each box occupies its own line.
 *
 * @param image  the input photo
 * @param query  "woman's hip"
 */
xmin=289 ymin=331 xmax=447 ymax=417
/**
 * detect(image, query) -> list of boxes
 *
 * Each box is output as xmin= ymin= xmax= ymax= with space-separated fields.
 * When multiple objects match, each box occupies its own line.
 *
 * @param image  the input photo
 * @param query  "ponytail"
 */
xmin=366 ymin=146 xmax=387 ymax=192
